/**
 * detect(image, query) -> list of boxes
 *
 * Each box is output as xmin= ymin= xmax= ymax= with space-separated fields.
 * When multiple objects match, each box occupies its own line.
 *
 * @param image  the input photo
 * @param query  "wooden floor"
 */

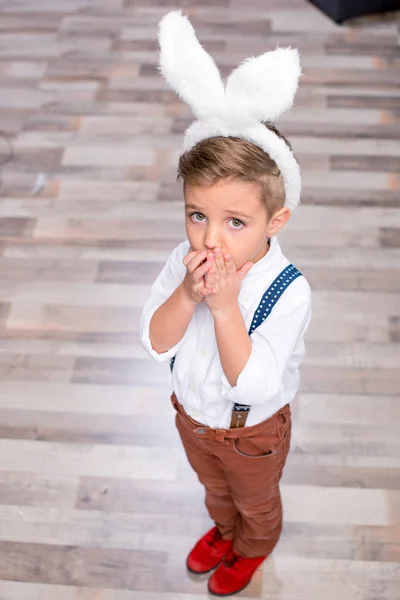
xmin=0 ymin=1 xmax=399 ymax=598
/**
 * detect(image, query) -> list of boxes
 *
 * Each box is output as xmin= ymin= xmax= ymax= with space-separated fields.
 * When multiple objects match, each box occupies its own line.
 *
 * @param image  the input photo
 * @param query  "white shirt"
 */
xmin=140 ymin=237 xmax=312 ymax=428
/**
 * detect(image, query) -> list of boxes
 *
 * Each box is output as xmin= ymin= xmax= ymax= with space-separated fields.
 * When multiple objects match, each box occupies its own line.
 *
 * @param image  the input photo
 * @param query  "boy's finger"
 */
xmin=185 ymin=250 xmax=207 ymax=272
xmin=213 ymin=248 xmax=226 ymax=276
xmin=206 ymin=253 xmax=218 ymax=278
xmin=182 ymin=246 xmax=196 ymax=264
xmin=205 ymin=269 xmax=215 ymax=288
xmin=199 ymin=286 xmax=215 ymax=297
xmin=237 ymin=261 xmax=254 ymax=280
xmin=183 ymin=252 xmax=196 ymax=267
xmin=184 ymin=251 xmax=204 ymax=267
xmin=192 ymin=260 xmax=212 ymax=282
xmin=207 ymin=253 xmax=221 ymax=280
xmin=224 ymin=253 xmax=236 ymax=276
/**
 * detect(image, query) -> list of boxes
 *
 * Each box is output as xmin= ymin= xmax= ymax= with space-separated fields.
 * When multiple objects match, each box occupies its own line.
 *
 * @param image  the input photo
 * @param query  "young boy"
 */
xmin=140 ymin=11 xmax=312 ymax=597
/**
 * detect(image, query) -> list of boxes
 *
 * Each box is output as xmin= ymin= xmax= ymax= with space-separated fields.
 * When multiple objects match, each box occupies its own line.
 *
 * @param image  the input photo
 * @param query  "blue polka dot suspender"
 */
xmin=170 ymin=264 xmax=302 ymax=424
xmin=248 ymin=264 xmax=302 ymax=334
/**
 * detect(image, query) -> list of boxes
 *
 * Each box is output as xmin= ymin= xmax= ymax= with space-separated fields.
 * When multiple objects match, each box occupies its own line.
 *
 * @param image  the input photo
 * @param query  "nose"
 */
xmin=204 ymin=223 xmax=223 ymax=251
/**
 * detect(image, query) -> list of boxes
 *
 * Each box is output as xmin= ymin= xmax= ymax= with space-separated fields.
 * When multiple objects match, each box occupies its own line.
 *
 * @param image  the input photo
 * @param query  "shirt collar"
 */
xmin=238 ymin=237 xmax=283 ymax=307
xmin=244 ymin=236 xmax=281 ymax=278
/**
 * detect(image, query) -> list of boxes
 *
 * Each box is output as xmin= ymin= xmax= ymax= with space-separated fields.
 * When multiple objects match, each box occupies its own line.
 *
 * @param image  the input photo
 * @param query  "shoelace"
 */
xmin=207 ymin=528 xmax=223 ymax=549
xmin=223 ymin=550 xmax=245 ymax=570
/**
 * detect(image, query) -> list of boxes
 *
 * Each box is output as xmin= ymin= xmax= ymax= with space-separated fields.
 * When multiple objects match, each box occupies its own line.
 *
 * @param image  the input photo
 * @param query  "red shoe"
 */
xmin=187 ymin=526 xmax=233 ymax=574
xmin=208 ymin=549 xmax=266 ymax=596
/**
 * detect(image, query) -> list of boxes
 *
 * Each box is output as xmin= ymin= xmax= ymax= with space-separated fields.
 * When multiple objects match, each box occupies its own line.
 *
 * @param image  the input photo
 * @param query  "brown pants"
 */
xmin=171 ymin=393 xmax=291 ymax=558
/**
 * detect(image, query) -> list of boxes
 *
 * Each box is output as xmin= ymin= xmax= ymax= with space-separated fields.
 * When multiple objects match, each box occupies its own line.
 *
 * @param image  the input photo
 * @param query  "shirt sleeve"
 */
xmin=140 ymin=241 xmax=189 ymax=362
xmin=220 ymin=276 xmax=312 ymax=405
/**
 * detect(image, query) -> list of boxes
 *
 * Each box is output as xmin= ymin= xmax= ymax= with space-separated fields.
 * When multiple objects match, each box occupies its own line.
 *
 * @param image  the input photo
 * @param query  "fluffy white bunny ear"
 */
xmin=225 ymin=48 xmax=301 ymax=122
xmin=158 ymin=10 xmax=226 ymax=119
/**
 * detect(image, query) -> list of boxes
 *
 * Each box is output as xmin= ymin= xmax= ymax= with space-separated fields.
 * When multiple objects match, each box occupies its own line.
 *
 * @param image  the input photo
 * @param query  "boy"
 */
xmin=140 ymin=11 xmax=311 ymax=597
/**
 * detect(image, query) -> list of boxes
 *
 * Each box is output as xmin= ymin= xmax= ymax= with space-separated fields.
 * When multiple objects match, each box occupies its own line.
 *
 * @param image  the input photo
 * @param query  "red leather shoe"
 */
xmin=208 ymin=549 xmax=266 ymax=596
xmin=187 ymin=526 xmax=234 ymax=574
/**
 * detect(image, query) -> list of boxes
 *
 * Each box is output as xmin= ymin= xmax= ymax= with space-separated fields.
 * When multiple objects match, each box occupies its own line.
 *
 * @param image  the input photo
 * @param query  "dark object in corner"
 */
xmin=308 ymin=0 xmax=400 ymax=23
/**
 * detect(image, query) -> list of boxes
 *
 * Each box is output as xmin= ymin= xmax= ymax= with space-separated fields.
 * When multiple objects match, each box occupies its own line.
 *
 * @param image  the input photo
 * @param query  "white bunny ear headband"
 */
xmin=158 ymin=10 xmax=302 ymax=210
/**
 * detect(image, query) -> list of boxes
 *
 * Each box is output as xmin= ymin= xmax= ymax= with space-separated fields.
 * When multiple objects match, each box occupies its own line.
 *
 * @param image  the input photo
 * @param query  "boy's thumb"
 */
xmin=237 ymin=261 xmax=254 ymax=280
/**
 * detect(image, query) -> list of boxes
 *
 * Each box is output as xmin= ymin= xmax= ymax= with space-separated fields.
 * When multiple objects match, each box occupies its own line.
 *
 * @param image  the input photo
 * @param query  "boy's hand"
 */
xmin=182 ymin=249 xmax=215 ymax=304
xmin=204 ymin=248 xmax=253 ymax=314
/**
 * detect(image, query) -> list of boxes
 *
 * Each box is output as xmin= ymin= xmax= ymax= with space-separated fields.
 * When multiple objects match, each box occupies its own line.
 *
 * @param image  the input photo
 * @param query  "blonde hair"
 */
xmin=177 ymin=123 xmax=293 ymax=218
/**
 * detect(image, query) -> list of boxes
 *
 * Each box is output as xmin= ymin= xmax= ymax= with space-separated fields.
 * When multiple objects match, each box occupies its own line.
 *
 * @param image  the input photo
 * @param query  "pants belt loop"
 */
xmin=215 ymin=429 xmax=226 ymax=443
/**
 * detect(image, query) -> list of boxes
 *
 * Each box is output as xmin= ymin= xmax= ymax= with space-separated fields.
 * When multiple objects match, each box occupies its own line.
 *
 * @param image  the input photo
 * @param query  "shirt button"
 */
xmin=200 ymin=348 xmax=207 ymax=357
xmin=243 ymin=295 xmax=250 ymax=302
xmin=190 ymin=383 xmax=195 ymax=392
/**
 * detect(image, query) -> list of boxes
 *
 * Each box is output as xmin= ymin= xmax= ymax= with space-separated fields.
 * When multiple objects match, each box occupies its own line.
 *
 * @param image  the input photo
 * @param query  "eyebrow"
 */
xmin=185 ymin=204 xmax=254 ymax=220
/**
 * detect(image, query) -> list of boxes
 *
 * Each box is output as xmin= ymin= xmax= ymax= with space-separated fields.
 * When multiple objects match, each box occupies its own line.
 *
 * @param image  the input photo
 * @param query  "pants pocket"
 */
xmin=233 ymin=436 xmax=277 ymax=459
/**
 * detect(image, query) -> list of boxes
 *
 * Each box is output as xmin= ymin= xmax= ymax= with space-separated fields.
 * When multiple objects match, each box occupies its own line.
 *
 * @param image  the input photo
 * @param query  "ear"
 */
xmin=267 ymin=207 xmax=291 ymax=237
xmin=225 ymin=48 xmax=301 ymax=122
xmin=158 ymin=11 xmax=226 ymax=119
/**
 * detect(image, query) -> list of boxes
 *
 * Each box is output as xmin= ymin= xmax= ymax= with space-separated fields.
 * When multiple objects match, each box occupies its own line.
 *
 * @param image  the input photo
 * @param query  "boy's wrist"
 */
xmin=210 ymin=303 xmax=241 ymax=322
xmin=178 ymin=282 xmax=200 ymax=309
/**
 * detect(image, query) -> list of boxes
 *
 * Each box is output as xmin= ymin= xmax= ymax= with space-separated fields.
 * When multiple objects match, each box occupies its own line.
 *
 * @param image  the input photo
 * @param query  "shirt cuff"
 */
xmin=220 ymin=353 xmax=279 ymax=406
xmin=221 ymin=372 xmax=237 ymax=399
